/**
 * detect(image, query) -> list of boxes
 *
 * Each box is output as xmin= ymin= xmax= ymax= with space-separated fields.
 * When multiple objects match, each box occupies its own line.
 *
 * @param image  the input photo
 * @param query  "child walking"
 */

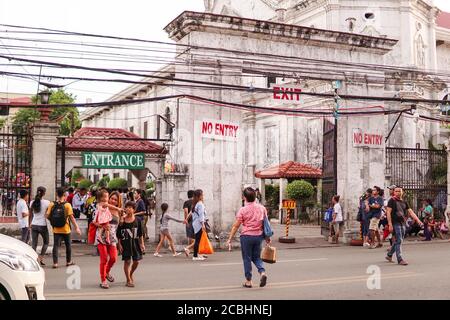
xmin=116 ymin=201 xmax=145 ymax=288
xmin=154 ymin=203 xmax=185 ymax=257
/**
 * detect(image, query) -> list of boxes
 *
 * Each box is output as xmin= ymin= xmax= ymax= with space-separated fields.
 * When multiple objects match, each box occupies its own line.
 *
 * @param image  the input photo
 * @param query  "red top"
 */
xmin=66 ymin=193 xmax=74 ymax=206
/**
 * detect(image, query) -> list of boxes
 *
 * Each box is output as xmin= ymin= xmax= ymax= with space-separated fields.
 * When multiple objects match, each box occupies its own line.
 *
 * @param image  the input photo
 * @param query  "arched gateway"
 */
xmin=56 ymin=127 xmax=167 ymax=242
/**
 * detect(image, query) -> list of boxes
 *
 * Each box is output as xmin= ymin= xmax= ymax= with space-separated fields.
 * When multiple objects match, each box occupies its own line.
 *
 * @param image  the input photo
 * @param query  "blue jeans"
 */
xmin=362 ymin=219 xmax=370 ymax=237
xmin=388 ymin=224 xmax=406 ymax=263
xmin=240 ymin=235 xmax=265 ymax=281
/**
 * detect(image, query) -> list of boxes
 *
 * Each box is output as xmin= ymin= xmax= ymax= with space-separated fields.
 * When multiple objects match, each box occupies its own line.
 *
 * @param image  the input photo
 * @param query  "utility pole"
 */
xmin=332 ymin=80 xmax=342 ymax=196
xmin=70 ymin=111 xmax=75 ymax=137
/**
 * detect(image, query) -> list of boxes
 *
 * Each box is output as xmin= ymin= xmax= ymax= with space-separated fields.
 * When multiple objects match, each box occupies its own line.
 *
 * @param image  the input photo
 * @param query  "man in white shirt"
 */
xmin=17 ymin=189 xmax=30 ymax=243
xmin=72 ymin=188 xmax=88 ymax=219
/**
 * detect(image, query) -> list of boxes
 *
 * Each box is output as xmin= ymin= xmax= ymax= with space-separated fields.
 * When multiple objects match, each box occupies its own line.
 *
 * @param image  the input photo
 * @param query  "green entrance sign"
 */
xmin=82 ymin=152 xmax=145 ymax=169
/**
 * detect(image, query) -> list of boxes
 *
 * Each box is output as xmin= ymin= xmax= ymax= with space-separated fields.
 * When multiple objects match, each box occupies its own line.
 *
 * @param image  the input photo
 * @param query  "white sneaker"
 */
xmin=363 ymin=242 xmax=370 ymax=248
xmin=192 ymin=256 xmax=206 ymax=261
xmin=173 ymin=252 xmax=182 ymax=257
xmin=154 ymin=253 xmax=163 ymax=258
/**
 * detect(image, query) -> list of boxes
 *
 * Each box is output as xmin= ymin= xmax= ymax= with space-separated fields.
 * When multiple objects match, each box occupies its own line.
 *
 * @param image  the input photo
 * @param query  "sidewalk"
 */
xmin=56 ymin=224 xmax=450 ymax=257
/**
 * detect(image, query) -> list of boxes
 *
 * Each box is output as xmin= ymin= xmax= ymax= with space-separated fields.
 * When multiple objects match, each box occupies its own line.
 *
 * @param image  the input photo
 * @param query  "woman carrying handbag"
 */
xmin=227 ymin=187 xmax=271 ymax=288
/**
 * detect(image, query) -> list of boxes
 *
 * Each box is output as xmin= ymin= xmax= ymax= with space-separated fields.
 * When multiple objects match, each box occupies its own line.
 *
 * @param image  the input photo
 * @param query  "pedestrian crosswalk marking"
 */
xmin=199 ymin=258 xmax=328 ymax=267
xmin=45 ymin=271 xmax=419 ymax=299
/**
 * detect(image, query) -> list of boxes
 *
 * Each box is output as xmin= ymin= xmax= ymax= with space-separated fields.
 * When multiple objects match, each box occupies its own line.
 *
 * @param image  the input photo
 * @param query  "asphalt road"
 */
xmin=43 ymin=242 xmax=450 ymax=300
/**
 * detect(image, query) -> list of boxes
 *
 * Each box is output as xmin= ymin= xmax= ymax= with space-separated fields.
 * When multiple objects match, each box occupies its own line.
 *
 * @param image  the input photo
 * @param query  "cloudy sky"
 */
xmin=0 ymin=0 xmax=449 ymax=103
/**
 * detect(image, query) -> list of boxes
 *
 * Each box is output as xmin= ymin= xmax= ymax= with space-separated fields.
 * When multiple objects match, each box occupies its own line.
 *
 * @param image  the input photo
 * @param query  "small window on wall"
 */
xmin=113 ymin=173 xmax=120 ymax=179
xmin=143 ymin=121 xmax=148 ymax=139
xmin=129 ymin=126 xmax=134 ymax=133
xmin=267 ymin=76 xmax=276 ymax=88
xmin=165 ymin=107 xmax=171 ymax=135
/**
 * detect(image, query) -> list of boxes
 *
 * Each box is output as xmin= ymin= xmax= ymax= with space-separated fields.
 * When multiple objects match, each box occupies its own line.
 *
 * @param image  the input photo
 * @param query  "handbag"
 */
xmin=193 ymin=207 xmax=211 ymax=233
xmin=87 ymin=223 xmax=97 ymax=244
xmin=263 ymin=215 xmax=273 ymax=239
xmin=198 ymin=230 xmax=214 ymax=255
xmin=261 ymin=244 xmax=277 ymax=264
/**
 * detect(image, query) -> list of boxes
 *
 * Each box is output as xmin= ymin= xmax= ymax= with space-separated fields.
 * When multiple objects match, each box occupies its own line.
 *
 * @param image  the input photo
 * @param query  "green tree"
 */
xmin=97 ymin=175 xmax=110 ymax=188
xmin=78 ymin=179 xmax=93 ymax=189
xmin=12 ymin=88 xmax=81 ymax=135
xmin=286 ymin=180 xmax=315 ymax=201
xmin=108 ymin=178 xmax=128 ymax=190
xmin=286 ymin=180 xmax=315 ymax=222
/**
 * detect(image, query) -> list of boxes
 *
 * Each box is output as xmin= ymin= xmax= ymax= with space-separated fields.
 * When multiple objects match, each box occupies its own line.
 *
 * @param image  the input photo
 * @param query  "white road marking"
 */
xmin=45 ymin=272 xmax=419 ymax=299
xmin=199 ymin=258 xmax=328 ymax=267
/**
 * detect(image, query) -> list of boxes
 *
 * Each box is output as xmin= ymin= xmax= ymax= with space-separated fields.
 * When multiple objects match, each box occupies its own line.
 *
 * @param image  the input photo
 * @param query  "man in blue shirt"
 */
xmin=368 ymin=186 xmax=384 ymax=249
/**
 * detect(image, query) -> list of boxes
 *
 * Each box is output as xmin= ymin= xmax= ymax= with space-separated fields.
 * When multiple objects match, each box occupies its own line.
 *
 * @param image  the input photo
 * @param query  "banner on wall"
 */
xmin=352 ymin=128 xmax=384 ymax=149
xmin=200 ymin=119 xmax=240 ymax=142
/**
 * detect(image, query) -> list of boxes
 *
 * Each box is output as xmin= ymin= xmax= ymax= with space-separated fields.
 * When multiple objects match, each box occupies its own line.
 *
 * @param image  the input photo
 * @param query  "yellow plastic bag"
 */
xmin=198 ymin=231 xmax=214 ymax=255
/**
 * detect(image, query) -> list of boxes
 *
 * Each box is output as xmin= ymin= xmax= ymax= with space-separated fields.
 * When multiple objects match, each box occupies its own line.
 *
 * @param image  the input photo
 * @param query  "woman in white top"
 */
xmin=30 ymin=186 xmax=51 ymax=266
xmin=332 ymin=195 xmax=343 ymax=244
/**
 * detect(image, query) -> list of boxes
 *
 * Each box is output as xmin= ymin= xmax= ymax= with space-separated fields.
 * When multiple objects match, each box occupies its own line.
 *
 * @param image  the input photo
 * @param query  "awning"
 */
xmin=255 ymin=161 xmax=322 ymax=179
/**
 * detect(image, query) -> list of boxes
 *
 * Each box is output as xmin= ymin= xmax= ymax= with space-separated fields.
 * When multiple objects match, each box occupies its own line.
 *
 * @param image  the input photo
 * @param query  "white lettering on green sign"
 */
xmin=82 ymin=152 xmax=145 ymax=169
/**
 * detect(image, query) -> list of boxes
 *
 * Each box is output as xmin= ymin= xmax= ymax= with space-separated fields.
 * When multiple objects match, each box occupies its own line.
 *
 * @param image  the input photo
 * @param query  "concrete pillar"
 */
xmin=31 ymin=122 xmax=60 ymax=201
xmin=131 ymin=169 xmax=149 ymax=190
xmin=317 ymin=179 xmax=323 ymax=206
xmin=260 ymin=179 xmax=266 ymax=206
xmin=153 ymin=159 xmax=164 ymax=244
xmin=279 ymin=178 xmax=287 ymax=221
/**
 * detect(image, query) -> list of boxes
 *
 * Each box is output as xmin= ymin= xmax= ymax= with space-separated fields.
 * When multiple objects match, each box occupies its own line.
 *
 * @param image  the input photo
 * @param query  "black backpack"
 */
xmin=50 ymin=201 xmax=67 ymax=228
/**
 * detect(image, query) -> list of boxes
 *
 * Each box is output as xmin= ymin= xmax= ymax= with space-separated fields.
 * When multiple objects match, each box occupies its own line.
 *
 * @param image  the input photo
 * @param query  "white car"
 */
xmin=0 ymin=233 xmax=45 ymax=300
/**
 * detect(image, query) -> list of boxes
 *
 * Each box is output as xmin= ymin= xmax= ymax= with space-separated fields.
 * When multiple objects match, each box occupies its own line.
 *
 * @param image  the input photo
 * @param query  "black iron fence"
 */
xmin=386 ymin=147 xmax=447 ymax=216
xmin=0 ymin=126 xmax=32 ymax=216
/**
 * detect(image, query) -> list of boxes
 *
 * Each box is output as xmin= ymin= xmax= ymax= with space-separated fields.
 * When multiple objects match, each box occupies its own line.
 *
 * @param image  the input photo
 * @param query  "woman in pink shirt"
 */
xmin=227 ymin=187 xmax=271 ymax=288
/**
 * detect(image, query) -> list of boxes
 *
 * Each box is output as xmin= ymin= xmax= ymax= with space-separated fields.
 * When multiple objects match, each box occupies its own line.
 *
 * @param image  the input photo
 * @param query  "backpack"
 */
xmin=324 ymin=208 xmax=334 ymax=223
xmin=50 ymin=202 xmax=67 ymax=228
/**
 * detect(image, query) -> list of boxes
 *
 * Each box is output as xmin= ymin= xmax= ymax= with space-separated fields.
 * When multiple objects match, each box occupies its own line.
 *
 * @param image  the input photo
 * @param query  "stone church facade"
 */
xmin=82 ymin=0 xmax=450 ymax=242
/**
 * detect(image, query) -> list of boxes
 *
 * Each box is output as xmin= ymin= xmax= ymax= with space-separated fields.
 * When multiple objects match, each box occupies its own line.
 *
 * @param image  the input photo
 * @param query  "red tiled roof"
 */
xmin=255 ymin=161 xmax=322 ymax=179
xmin=0 ymin=97 xmax=32 ymax=105
xmin=437 ymin=11 xmax=450 ymax=29
xmin=64 ymin=127 xmax=166 ymax=154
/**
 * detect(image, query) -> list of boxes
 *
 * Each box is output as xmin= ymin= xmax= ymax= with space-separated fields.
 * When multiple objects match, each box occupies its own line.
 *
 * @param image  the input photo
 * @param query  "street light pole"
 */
xmin=37 ymin=89 xmax=52 ymax=122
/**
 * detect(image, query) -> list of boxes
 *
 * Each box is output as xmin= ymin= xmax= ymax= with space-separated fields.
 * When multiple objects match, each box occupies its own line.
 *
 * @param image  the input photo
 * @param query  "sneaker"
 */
xmin=192 ymin=256 xmax=206 ymax=261
xmin=363 ymin=242 xmax=370 ymax=248
xmin=398 ymin=260 xmax=409 ymax=266
xmin=385 ymin=256 xmax=393 ymax=263
xmin=153 ymin=253 xmax=163 ymax=258
xmin=173 ymin=252 xmax=182 ymax=257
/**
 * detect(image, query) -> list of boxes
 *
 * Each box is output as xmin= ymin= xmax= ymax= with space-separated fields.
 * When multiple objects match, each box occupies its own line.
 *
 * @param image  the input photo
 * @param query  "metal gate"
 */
xmin=386 ymin=147 xmax=447 ymax=217
xmin=321 ymin=118 xmax=336 ymax=235
xmin=0 ymin=126 xmax=32 ymax=216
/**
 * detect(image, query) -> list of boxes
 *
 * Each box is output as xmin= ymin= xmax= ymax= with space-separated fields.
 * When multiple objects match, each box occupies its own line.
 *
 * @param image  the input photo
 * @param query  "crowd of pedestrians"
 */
xmin=13 ymin=183 xmax=273 ymax=290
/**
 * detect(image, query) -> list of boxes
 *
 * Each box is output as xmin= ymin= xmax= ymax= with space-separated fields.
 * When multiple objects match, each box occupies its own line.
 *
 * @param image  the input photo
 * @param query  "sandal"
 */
xmin=260 ymin=275 xmax=268 ymax=288
xmin=52 ymin=264 xmax=58 ymax=269
xmin=106 ymin=274 xmax=115 ymax=283
xmin=126 ymin=282 xmax=135 ymax=288
xmin=100 ymin=283 xmax=109 ymax=289
xmin=243 ymin=283 xmax=252 ymax=288
xmin=39 ymin=260 xmax=46 ymax=266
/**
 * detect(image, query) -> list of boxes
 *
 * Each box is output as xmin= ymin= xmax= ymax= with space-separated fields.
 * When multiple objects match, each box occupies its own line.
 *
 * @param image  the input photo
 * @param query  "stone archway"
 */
xmin=56 ymin=127 xmax=167 ymax=243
